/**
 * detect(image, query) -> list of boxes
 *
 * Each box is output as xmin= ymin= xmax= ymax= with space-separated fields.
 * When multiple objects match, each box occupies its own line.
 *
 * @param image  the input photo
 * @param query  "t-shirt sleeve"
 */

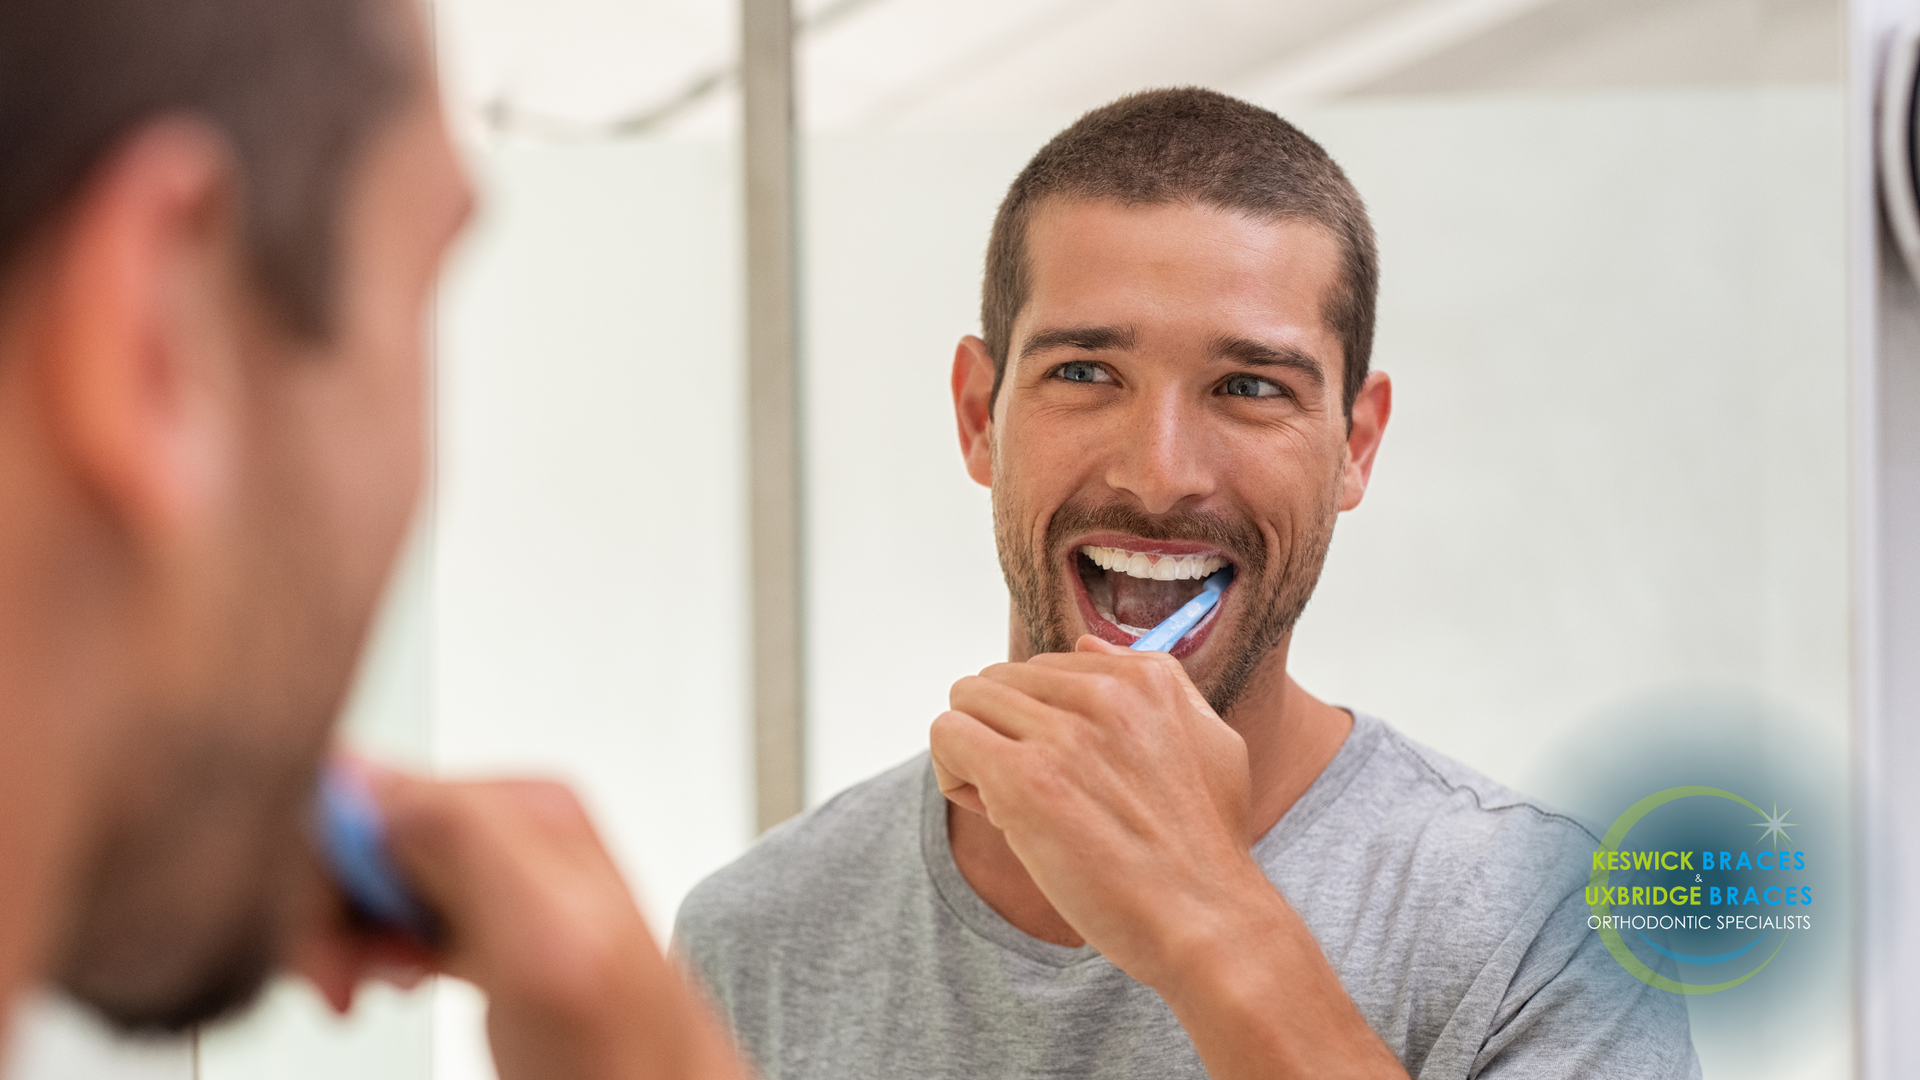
xmin=1465 ymin=883 xmax=1702 ymax=1080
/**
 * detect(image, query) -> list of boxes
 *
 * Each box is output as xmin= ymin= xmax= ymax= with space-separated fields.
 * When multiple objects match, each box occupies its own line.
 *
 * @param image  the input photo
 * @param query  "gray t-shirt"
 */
xmin=675 ymin=712 xmax=1700 ymax=1079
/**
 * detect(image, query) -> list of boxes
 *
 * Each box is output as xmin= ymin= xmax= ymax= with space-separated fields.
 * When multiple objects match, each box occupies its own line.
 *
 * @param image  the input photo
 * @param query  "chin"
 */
xmin=64 ymin=921 xmax=277 ymax=1033
xmin=56 ymin=729 xmax=318 ymax=1032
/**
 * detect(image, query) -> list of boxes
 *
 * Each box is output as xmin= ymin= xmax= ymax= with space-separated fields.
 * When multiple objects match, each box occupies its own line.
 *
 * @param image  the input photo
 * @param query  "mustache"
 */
xmin=1045 ymin=499 xmax=1268 ymax=575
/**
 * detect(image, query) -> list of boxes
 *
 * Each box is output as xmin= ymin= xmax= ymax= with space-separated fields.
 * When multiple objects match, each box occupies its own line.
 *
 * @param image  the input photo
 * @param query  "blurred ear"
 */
xmin=1339 ymin=371 xmax=1391 ymax=512
xmin=39 ymin=117 xmax=247 ymax=541
xmin=952 ymin=335 xmax=996 ymax=488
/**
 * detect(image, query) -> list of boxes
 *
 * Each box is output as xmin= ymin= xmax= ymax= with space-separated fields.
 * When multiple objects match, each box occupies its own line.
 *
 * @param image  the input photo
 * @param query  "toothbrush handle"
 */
xmin=314 ymin=762 xmax=440 ymax=944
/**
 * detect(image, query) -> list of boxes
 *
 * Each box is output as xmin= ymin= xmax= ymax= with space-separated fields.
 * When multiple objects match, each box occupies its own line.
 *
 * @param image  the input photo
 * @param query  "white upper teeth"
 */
xmin=1080 ymin=545 xmax=1227 ymax=582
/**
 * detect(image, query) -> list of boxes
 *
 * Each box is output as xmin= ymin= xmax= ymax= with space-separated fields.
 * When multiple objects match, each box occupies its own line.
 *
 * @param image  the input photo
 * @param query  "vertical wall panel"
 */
xmin=1852 ymin=2 xmax=1920 ymax=1076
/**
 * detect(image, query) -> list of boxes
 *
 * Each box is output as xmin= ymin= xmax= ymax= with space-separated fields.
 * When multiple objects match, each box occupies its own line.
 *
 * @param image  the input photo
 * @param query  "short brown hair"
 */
xmin=0 ymin=0 xmax=414 ymax=339
xmin=982 ymin=87 xmax=1378 ymax=415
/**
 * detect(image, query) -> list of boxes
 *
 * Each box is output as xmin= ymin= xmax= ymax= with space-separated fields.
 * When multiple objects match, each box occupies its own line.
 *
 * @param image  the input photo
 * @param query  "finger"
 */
xmin=287 ymin=907 xmax=368 ymax=1013
xmin=928 ymin=740 xmax=984 ymax=816
xmin=1055 ymin=635 xmax=1202 ymax=684
xmin=934 ymin=775 xmax=987 ymax=818
xmin=287 ymin=843 xmax=381 ymax=1012
xmin=948 ymin=673 xmax=1060 ymax=739
xmin=361 ymin=937 xmax=437 ymax=990
xmin=1025 ymin=646 xmax=1144 ymax=673
xmin=368 ymin=775 xmax=522 ymax=971
xmin=287 ymin=881 xmax=436 ymax=1013
xmin=929 ymin=709 xmax=1014 ymax=818
xmin=495 ymin=777 xmax=602 ymax=835
xmin=1033 ymin=646 xmax=1223 ymax=727
xmin=1075 ymin=633 xmax=1130 ymax=655
xmin=969 ymin=664 xmax=1119 ymax=726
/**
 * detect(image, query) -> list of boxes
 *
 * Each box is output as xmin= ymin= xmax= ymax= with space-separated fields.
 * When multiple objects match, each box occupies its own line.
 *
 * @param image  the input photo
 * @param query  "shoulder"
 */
xmin=1341 ymin=715 xmax=1598 ymax=881
xmin=1272 ymin=714 xmax=1601 ymax=952
xmin=674 ymin=753 xmax=929 ymax=953
xmin=1282 ymin=718 xmax=1700 ymax=1074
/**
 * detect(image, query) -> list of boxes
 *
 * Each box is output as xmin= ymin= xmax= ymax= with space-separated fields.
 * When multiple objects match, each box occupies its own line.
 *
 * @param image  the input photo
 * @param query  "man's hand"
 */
xmin=931 ymin=635 xmax=1258 ymax=987
xmin=930 ymin=636 xmax=1407 ymax=1080
xmin=294 ymin=773 xmax=750 ymax=1080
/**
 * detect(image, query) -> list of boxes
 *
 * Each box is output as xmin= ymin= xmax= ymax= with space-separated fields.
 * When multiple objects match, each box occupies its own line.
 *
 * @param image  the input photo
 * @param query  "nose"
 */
xmin=1103 ymin=389 xmax=1215 ymax=515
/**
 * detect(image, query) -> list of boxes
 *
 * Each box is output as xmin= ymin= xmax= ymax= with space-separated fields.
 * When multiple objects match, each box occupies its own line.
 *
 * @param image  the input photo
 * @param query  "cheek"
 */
xmin=358 ymin=347 xmax=426 ymax=564
xmin=996 ymin=403 xmax=1104 ymax=504
xmin=306 ymin=329 xmax=426 ymax=606
xmin=1228 ymin=434 xmax=1340 ymax=531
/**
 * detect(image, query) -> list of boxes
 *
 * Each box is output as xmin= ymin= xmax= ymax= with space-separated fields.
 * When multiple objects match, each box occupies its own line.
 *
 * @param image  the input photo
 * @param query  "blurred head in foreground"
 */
xmin=0 ymin=0 xmax=470 ymax=1030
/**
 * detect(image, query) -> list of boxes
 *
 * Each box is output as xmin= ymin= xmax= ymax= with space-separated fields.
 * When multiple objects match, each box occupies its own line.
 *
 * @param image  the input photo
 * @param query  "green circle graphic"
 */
xmin=1588 ymin=785 xmax=1789 ymax=994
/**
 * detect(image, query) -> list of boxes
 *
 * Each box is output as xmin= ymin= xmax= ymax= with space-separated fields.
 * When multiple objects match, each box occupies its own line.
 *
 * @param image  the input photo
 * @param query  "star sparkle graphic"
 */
xmin=1752 ymin=801 xmax=1797 ymax=848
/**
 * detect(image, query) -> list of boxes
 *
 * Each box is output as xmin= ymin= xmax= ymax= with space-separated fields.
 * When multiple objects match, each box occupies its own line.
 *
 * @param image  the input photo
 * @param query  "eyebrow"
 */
xmin=1018 ymin=325 xmax=1138 ymax=359
xmin=1210 ymin=335 xmax=1327 ymax=389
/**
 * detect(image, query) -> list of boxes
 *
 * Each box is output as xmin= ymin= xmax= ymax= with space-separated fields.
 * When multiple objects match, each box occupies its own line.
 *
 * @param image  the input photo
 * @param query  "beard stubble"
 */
xmin=993 ymin=472 xmax=1340 ymax=720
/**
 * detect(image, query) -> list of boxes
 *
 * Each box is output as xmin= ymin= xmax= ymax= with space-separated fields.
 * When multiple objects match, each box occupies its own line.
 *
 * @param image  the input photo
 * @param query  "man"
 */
xmin=0 ymin=1 xmax=746 ymax=1077
xmin=677 ymin=88 xmax=1700 ymax=1078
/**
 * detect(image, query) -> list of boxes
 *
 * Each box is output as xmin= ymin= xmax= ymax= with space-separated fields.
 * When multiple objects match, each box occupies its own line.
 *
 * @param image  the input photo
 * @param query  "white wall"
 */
xmin=5 ymin=995 xmax=191 ymax=1080
xmin=428 ymin=136 xmax=752 ymax=1080
xmin=432 ymin=137 xmax=750 ymax=936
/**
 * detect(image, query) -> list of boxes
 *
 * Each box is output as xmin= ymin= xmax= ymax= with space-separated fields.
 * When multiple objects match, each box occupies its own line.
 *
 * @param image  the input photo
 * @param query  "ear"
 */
xmin=40 ymin=118 xmax=245 ymax=540
xmin=952 ymin=335 xmax=997 ymax=488
xmin=1338 ymin=371 xmax=1391 ymax=512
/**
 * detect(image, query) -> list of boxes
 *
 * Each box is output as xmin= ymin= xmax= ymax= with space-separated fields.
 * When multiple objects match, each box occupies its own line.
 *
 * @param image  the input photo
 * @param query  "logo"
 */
xmin=1585 ymin=786 xmax=1811 ymax=994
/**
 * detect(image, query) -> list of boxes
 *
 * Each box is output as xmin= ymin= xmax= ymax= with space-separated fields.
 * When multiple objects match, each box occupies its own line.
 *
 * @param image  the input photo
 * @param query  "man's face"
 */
xmin=54 ymin=49 xmax=472 ymax=1028
xmin=981 ymin=199 xmax=1355 ymax=718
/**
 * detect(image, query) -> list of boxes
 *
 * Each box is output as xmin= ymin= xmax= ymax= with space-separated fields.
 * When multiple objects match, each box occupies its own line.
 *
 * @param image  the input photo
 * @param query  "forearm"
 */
xmin=369 ymin=775 xmax=755 ymax=1080
xmin=486 ymin=955 xmax=750 ymax=1080
xmin=1154 ymin=878 xmax=1408 ymax=1080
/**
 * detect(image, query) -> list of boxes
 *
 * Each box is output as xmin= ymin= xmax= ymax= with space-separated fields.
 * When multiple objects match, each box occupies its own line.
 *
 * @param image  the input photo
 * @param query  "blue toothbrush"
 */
xmin=314 ymin=762 xmax=439 ymax=943
xmin=1129 ymin=566 xmax=1233 ymax=652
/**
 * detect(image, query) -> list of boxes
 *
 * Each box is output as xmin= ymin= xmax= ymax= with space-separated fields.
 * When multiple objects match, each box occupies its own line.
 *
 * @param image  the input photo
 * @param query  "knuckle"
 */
xmin=1086 ymin=671 xmax=1125 ymax=703
xmin=949 ymin=674 xmax=987 ymax=705
xmin=396 ymin=783 xmax=473 ymax=845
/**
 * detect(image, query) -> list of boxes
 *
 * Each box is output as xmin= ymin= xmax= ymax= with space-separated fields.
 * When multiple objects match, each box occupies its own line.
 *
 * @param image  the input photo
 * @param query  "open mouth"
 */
xmin=1071 ymin=540 xmax=1233 ymax=652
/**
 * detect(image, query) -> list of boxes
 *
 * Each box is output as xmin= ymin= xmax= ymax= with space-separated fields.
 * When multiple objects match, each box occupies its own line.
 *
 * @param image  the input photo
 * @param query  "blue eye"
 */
xmin=1054 ymin=361 xmax=1110 ymax=384
xmin=1221 ymin=374 xmax=1282 ymax=398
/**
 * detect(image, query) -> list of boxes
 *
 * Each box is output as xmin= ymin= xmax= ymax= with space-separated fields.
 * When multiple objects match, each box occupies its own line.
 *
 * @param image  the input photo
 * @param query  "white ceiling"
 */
xmin=433 ymin=0 xmax=1841 ymax=140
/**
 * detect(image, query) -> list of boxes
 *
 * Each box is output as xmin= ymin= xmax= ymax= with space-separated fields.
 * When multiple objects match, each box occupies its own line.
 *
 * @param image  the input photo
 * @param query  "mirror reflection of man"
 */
xmin=678 ymin=89 xmax=1701 ymax=1079
xmin=0 ymin=1 xmax=748 ymax=1077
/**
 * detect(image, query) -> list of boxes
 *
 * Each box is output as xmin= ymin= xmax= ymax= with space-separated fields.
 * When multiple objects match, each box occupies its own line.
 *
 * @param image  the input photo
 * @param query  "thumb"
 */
xmin=1076 ymin=633 xmax=1130 ymax=655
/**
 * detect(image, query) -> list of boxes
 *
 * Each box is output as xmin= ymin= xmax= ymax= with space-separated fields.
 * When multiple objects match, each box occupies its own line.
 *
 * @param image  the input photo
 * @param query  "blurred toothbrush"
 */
xmin=314 ymin=761 xmax=439 ymax=944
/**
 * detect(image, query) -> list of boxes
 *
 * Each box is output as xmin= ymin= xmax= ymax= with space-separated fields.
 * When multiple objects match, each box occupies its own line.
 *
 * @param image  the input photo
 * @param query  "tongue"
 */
xmin=1110 ymin=572 xmax=1205 ymax=630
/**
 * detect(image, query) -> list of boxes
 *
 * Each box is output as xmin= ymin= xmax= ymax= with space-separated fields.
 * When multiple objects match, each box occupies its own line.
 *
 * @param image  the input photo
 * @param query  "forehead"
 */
xmin=1016 ymin=199 xmax=1343 ymax=355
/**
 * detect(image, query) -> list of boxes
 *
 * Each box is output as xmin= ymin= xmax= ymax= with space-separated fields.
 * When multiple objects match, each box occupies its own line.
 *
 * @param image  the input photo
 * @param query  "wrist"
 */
xmin=1147 ymin=863 xmax=1295 ymax=1010
xmin=1147 ymin=877 xmax=1408 ymax=1080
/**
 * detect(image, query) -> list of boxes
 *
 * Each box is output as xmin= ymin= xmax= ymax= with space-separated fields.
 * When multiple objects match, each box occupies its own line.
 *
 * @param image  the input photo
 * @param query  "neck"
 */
xmin=1222 ymin=638 xmax=1353 ymax=840
xmin=0 ymin=571 xmax=101 ymax=1042
xmin=0 ymin=683 xmax=91 ymax=1032
xmin=951 ymin=625 xmax=1351 ymax=947
xmin=0 ymin=367 xmax=121 ymax=1045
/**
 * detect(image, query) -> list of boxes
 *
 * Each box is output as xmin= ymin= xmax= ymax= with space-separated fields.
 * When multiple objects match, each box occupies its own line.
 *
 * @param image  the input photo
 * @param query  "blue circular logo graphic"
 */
xmin=1585 ymin=786 xmax=1811 ymax=994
